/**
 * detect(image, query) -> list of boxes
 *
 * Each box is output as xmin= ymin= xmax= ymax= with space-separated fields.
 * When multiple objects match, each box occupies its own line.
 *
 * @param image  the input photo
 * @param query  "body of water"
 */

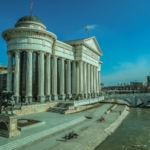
xmin=95 ymin=108 xmax=150 ymax=150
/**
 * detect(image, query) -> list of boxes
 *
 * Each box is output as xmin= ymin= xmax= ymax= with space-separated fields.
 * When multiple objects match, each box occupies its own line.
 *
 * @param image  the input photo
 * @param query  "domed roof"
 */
xmin=17 ymin=15 xmax=44 ymax=24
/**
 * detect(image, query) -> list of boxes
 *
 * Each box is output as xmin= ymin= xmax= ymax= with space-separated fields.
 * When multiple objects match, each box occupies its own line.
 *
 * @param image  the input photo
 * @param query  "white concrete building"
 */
xmin=2 ymin=15 xmax=103 ymax=103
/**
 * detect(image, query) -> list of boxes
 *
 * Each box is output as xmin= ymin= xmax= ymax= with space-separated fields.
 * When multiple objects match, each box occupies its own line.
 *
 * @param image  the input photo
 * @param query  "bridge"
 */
xmin=104 ymin=93 xmax=150 ymax=107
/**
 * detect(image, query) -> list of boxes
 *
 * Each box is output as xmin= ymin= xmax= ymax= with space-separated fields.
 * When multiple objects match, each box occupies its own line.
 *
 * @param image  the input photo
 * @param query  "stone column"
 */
xmin=59 ymin=58 xmax=65 ymax=100
xmin=93 ymin=66 xmax=97 ymax=97
xmin=14 ymin=50 xmax=20 ymax=103
xmin=99 ymin=71 xmax=101 ymax=92
xmin=66 ymin=60 xmax=72 ymax=99
xmin=52 ymin=56 xmax=58 ymax=100
xmin=45 ymin=53 xmax=51 ymax=101
xmin=83 ymin=62 xmax=87 ymax=98
xmin=25 ymin=50 xmax=33 ymax=103
xmin=96 ymin=68 xmax=99 ymax=96
xmin=87 ymin=64 xmax=91 ymax=98
xmin=38 ymin=51 xmax=45 ymax=102
xmin=72 ymin=61 xmax=76 ymax=97
xmin=7 ymin=51 xmax=13 ymax=92
xmin=76 ymin=62 xmax=79 ymax=96
xmin=78 ymin=61 xmax=83 ymax=99
xmin=90 ymin=65 xmax=93 ymax=97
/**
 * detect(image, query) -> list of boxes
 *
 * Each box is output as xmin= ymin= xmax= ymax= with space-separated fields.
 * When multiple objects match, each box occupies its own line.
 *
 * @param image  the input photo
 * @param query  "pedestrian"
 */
xmin=99 ymin=116 xmax=104 ymax=121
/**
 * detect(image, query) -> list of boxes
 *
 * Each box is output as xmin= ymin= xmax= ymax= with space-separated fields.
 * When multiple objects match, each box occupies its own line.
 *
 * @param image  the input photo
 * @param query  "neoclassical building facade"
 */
xmin=2 ymin=15 xmax=103 ymax=103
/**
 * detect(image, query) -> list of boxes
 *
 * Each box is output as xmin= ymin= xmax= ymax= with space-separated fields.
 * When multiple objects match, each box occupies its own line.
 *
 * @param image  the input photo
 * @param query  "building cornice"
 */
xmin=55 ymin=40 xmax=75 ymax=51
xmin=2 ymin=28 xmax=57 ymax=41
xmin=15 ymin=21 xmax=46 ymax=30
xmin=66 ymin=41 xmax=102 ymax=56
xmin=83 ymin=43 xmax=102 ymax=56
xmin=99 ymin=61 xmax=103 ymax=64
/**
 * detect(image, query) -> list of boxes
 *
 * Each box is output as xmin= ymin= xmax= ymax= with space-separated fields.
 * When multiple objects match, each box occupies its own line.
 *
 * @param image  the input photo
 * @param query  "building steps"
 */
xmin=48 ymin=102 xmax=73 ymax=114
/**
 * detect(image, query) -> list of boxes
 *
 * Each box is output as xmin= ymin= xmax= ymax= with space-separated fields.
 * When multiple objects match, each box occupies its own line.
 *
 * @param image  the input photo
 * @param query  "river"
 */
xmin=95 ymin=108 xmax=150 ymax=150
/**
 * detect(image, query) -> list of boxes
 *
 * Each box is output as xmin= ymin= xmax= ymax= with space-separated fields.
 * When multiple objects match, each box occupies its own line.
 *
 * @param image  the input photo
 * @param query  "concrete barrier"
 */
xmin=74 ymin=96 xmax=104 ymax=107
xmin=65 ymin=103 xmax=103 ymax=114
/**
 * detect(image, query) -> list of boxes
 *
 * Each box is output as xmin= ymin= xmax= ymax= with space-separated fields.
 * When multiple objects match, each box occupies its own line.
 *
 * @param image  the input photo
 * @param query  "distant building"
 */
xmin=130 ymin=82 xmax=143 ymax=90
xmin=0 ymin=65 xmax=7 ymax=91
xmin=101 ymin=83 xmax=104 ymax=89
xmin=102 ymin=81 xmax=145 ymax=94
xmin=147 ymin=76 xmax=150 ymax=86
xmin=143 ymin=82 xmax=147 ymax=86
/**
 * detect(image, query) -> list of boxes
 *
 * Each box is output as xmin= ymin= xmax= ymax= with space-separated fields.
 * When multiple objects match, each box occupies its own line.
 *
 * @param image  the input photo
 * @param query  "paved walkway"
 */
xmin=0 ymin=104 xmax=127 ymax=150
xmin=50 ymin=105 xmax=128 ymax=150
xmin=23 ymin=105 xmax=126 ymax=150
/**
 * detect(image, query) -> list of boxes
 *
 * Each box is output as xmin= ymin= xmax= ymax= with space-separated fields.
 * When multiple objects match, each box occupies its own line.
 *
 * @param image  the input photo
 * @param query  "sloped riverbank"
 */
xmin=51 ymin=105 xmax=129 ymax=150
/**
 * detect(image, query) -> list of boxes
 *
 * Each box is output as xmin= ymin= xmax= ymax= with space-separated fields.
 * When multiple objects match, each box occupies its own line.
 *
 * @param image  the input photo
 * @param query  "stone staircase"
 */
xmin=48 ymin=102 xmax=73 ymax=114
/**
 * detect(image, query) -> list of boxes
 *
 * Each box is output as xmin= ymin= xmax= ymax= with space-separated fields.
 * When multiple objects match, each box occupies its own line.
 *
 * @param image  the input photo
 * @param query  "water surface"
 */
xmin=95 ymin=108 xmax=150 ymax=150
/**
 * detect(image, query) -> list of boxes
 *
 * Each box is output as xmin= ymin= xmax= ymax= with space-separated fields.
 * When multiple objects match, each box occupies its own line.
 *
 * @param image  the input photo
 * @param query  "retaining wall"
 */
xmin=74 ymin=96 xmax=104 ymax=107
xmin=65 ymin=103 xmax=103 ymax=114
xmin=6 ymin=102 xmax=58 ymax=116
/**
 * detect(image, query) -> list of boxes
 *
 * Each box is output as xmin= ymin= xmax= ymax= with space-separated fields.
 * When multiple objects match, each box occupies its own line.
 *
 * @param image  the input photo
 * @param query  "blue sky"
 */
xmin=0 ymin=0 xmax=150 ymax=86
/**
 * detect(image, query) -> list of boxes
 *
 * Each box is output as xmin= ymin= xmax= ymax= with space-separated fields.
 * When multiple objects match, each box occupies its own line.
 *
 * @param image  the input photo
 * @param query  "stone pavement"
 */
xmin=0 ymin=117 xmax=86 ymax=150
xmin=50 ymin=105 xmax=128 ymax=150
xmin=0 ymin=104 xmax=127 ymax=150
xmin=23 ymin=104 xmax=127 ymax=150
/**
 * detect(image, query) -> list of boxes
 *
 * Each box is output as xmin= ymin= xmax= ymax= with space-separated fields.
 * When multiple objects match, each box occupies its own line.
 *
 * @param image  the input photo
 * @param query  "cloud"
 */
xmin=101 ymin=56 xmax=150 ymax=86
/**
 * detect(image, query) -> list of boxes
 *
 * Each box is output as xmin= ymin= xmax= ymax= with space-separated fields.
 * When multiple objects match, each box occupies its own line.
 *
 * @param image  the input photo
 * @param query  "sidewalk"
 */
xmin=0 ymin=104 xmax=127 ymax=150
xmin=50 ymin=105 xmax=128 ymax=150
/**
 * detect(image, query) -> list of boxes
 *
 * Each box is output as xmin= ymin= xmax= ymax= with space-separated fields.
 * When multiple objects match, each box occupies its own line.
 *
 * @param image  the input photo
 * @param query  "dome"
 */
xmin=17 ymin=15 xmax=44 ymax=24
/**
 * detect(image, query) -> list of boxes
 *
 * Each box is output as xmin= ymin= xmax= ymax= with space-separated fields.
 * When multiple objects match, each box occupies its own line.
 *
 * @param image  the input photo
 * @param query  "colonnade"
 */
xmin=7 ymin=50 xmax=101 ymax=103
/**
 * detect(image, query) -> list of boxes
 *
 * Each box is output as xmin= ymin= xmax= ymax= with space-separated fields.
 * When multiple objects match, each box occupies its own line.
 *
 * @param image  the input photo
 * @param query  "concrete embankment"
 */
xmin=104 ymin=106 xmax=129 ymax=135
xmin=51 ymin=105 xmax=129 ymax=150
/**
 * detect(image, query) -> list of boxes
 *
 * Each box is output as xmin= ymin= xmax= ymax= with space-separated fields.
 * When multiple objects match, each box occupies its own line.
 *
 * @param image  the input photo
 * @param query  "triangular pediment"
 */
xmin=65 ymin=36 xmax=103 ymax=56
xmin=83 ymin=37 xmax=102 ymax=55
